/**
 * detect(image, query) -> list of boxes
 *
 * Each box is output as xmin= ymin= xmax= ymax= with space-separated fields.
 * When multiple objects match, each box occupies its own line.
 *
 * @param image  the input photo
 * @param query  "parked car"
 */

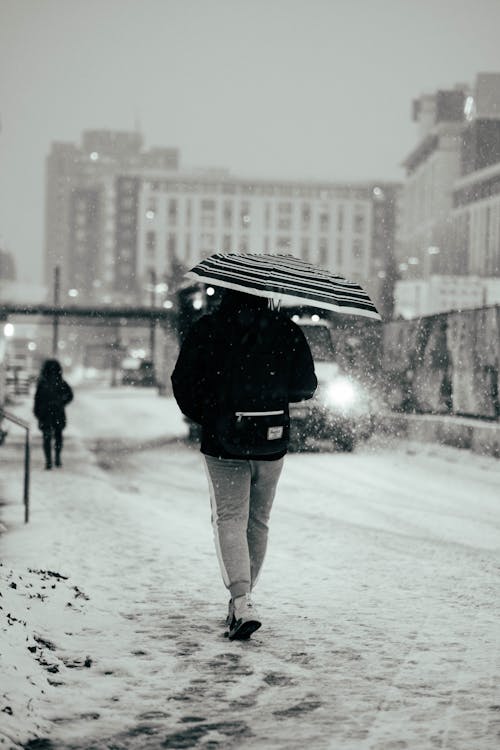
xmin=288 ymin=319 xmax=378 ymax=452
xmin=6 ymin=365 xmax=32 ymax=395
xmin=121 ymin=359 xmax=156 ymax=387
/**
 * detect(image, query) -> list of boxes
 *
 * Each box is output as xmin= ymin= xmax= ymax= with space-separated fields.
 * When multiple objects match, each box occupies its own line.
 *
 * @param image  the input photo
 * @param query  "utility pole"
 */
xmin=52 ymin=265 xmax=60 ymax=357
xmin=149 ymin=268 xmax=156 ymax=365
xmin=110 ymin=325 xmax=121 ymax=388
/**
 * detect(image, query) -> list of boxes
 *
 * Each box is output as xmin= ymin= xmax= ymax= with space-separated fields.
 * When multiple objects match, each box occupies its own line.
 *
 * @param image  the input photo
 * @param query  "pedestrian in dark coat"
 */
xmin=33 ymin=359 xmax=73 ymax=470
xmin=171 ymin=289 xmax=317 ymax=639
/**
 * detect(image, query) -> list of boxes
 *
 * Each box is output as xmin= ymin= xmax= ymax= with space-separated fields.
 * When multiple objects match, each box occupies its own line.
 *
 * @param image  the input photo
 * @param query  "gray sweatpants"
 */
xmin=203 ymin=455 xmax=284 ymax=599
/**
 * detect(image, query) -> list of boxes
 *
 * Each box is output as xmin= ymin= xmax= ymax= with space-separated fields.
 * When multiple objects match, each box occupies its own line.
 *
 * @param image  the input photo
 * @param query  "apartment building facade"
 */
xmin=45 ymin=130 xmax=179 ymax=303
xmin=135 ymin=174 xmax=399 ymax=314
xmin=399 ymin=86 xmax=467 ymax=278
xmin=395 ymin=73 xmax=500 ymax=317
xmin=452 ymin=162 xmax=500 ymax=278
xmin=45 ymin=130 xmax=399 ymax=314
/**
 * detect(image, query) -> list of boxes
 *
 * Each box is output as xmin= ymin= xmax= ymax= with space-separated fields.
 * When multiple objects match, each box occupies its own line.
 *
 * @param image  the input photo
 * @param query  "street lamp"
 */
xmin=155 ymin=282 xmax=169 ymax=295
xmin=4 ymin=322 xmax=14 ymax=338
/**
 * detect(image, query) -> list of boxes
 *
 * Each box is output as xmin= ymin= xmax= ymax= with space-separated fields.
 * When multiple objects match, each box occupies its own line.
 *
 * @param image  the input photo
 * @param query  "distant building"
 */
xmin=394 ymin=275 xmax=500 ymax=319
xmin=400 ymin=85 xmax=468 ymax=278
xmin=400 ymin=72 xmax=500 ymax=281
xmin=136 ymin=173 xmax=400 ymax=315
xmin=45 ymin=130 xmax=179 ymax=304
xmin=0 ymin=248 xmax=16 ymax=282
xmin=0 ymin=281 xmax=47 ymax=304
xmin=0 ymin=252 xmax=45 ymax=307
xmin=45 ymin=130 xmax=400 ymax=313
xmin=452 ymin=160 xmax=500 ymax=277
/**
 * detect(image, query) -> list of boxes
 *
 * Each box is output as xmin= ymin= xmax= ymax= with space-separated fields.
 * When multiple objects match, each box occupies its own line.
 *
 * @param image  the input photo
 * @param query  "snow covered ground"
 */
xmin=1 ymin=386 xmax=500 ymax=749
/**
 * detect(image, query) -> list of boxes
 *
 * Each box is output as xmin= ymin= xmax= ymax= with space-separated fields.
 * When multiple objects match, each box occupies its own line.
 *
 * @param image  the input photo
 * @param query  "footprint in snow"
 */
xmin=136 ymin=710 xmax=171 ymax=720
xmin=263 ymin=672 xmax=296 ymax=687
xmin=273 ymin=699 xmax=322 ymax=718
xmin=162 ymin=720 xmax=251 ymax=749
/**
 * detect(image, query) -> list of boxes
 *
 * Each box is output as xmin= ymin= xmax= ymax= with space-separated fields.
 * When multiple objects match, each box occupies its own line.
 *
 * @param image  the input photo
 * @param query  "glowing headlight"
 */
xmin=325 ymin=378 xmax=357 ymax=408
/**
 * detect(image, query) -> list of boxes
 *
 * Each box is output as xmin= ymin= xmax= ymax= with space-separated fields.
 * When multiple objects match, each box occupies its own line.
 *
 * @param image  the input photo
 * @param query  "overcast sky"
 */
xmin=2 ymin=0 xmax=500 ymax=284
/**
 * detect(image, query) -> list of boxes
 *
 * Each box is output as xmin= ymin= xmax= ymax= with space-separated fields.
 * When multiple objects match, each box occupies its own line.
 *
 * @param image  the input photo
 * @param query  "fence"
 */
xmin=382 ymin=305 xmax=500 ymax=419
xmin=0 ymin=408 xmax=31 ymax=523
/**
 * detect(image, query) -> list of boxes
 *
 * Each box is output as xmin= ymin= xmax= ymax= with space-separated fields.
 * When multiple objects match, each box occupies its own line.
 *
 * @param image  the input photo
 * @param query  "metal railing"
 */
xmin=0 ymin=408 xmax=31 ymax=523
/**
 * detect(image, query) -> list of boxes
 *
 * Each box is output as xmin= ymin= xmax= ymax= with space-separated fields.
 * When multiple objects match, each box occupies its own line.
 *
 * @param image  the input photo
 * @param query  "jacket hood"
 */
xmin=218 ymin=289 xmax=270 ymax=327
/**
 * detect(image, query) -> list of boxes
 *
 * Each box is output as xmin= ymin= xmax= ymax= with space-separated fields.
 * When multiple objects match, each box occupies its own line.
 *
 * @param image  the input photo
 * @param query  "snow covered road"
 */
xmin=1 ymin=387 xmax=500 ymax=749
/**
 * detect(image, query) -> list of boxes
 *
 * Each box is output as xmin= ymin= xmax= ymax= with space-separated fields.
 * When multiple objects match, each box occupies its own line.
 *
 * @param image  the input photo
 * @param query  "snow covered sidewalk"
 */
xmin=1 ymin=388 xmax=500 ymax=749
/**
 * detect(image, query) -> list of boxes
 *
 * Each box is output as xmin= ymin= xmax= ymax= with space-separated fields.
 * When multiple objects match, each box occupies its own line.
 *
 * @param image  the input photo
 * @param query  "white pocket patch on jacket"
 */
xmin=267 ymin=426 xmax=284 ymax=440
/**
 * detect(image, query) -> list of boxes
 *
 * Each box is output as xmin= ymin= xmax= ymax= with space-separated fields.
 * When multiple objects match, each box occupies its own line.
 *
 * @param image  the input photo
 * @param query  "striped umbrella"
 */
xmin=185 ymin=252 xmax=381 ymax=320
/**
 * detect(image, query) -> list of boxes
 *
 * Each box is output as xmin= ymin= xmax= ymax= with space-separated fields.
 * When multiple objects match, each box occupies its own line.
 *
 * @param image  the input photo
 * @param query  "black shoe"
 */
xmin=55 ymin=457 xmax=62 ymax=467
xmin=45 ymin=463 xmax=52 ymax=470
xmin=225 ymin=598 xmax=235 ymax=628
xmin=227 ymin=595 xmax=262 ymax=641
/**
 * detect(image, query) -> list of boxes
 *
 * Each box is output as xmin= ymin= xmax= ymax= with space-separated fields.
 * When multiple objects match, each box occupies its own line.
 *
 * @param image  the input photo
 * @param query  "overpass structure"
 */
xmin=0 ymin=303 xmax=174 ymax=323
xmin=0 ymin=303 xmax=177 ymax=363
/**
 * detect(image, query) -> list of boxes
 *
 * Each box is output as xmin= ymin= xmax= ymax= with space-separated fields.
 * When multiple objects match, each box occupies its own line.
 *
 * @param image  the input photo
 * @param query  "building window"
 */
xmin=120 ymin=179 xmax=136 ymax=193
xmin=337 ymin=238 xmax=343 ymax=265
xmin=277 ymin=202 xmax=292 ymax=231
xmin=185 ymin=234 xmax=191 ymax=261
xmin=185 ymin=200 xmax=192 ymax=224
xmin=240 ymin=236 xmax=249 ymax=252
xmin=264 ymin=203 xmax=272 ymax=230
xmin=146 ymin=231 xmax=156 ymax=258
xmin=301 ymin=237 xmax=310 ymax=262
xmin=223 ymin=234 xmax=232 ymax=251
xmin=167 ymin=233 xmax=177 ymax=260
xmin=319 ymin=212 xmax=329 ymax=233
xmin=201 ymin=199 xmax=216 ymax=229
xmin=301 ymin=203 xmax=311 ymax=228
xmin=278 ymin=217 xmax=292 ymax=230
xmin=200 ymin=232 xmax=215 ymax=254
xmin=240 ymin=202 xmax=251 ymax=230
xmin=119 ymin=213 xmax=134 ymax=227
xmin=352 ymin=239 xmax=363 ymax=259
xmin=353 ymin=210 xmax=366 ymax=234
xmin=337 ymin=206 xmax=344 ymax=232
xmin=168 ymin=199 xmax=177 ymax=225
xmin=224 ymin=201 xmax=233 ymax=228
xmin=277 ymin=236 xmax=291 ymax=252
xmin=120 ymin=196 xmax=135 ymax=210
xmin=319 ymin=237 xmax=328 ymax=266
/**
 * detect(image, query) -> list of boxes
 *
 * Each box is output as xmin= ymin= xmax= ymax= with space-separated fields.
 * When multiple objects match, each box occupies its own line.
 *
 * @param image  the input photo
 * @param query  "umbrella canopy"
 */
xmin=185 ymin=252 xmax=381 ymax=320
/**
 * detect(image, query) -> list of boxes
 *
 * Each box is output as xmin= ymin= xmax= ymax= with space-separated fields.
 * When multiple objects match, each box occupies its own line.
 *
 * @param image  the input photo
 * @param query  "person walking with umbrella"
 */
xmin=171 ymin=287 xmax=317 ymax=640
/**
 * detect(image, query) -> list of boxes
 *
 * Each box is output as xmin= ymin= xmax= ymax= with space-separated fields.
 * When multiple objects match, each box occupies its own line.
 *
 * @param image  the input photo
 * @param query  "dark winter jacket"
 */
xmin=171 ymin=298 xmax=317 ymax=459
xmin=34 ymin=373 xmax=73 ymax=431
